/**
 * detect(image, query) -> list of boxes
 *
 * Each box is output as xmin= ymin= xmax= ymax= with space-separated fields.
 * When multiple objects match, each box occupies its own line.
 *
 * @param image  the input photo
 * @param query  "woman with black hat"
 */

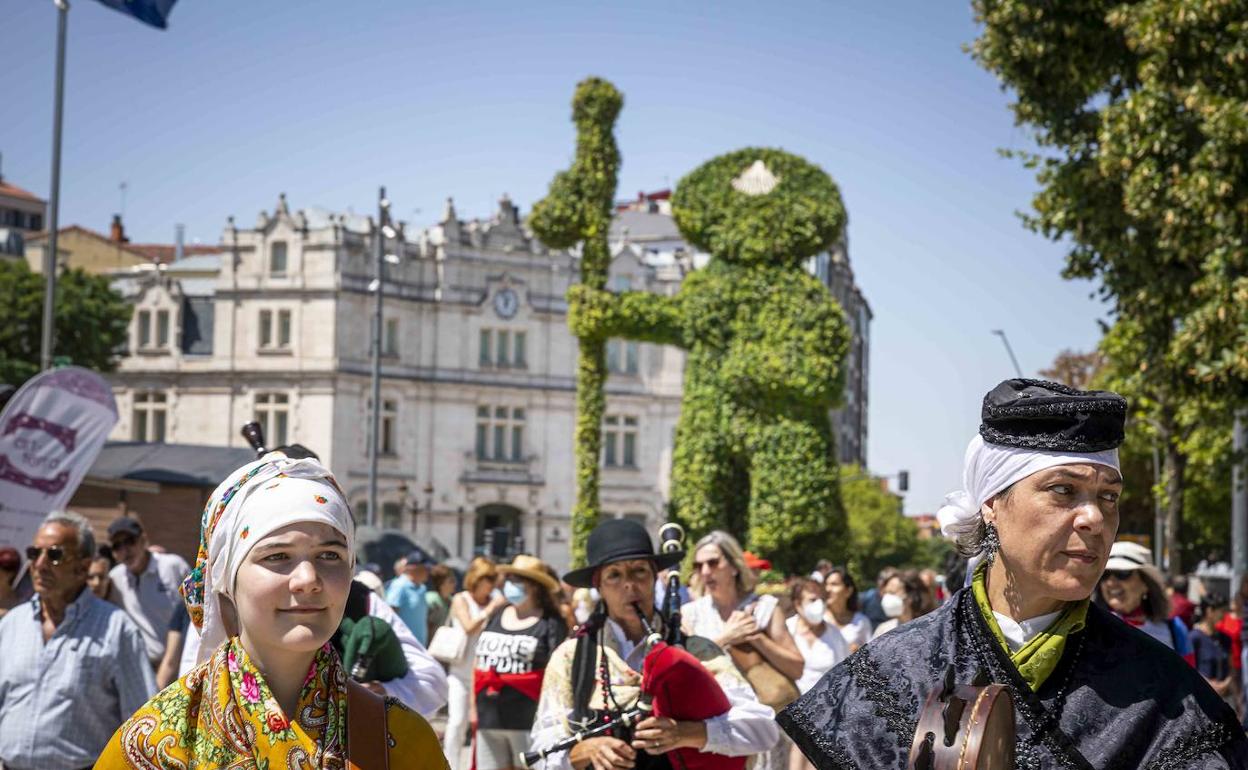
xmin=779 ymin=379 xmax=1248 ymax=770
xmin=527 ymin=518 xmax=777 ymax=770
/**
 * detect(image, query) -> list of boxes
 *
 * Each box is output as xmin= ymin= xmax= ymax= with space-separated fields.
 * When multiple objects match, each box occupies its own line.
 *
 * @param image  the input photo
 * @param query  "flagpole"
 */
xmin=41 ymin=0 xmax=69 ymax=372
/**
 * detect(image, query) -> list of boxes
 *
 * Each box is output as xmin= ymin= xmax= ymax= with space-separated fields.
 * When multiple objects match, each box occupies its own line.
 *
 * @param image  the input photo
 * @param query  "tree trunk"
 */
xmin=1157 ymin=405 xmax=1187 ymax=574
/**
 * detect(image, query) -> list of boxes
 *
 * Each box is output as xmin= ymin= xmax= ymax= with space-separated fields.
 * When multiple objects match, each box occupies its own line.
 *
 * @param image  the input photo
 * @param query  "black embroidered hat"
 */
xmin=562 ymin=518 xmax=684 ymax=588
xmin=980 ymin=378 xmax=1128 ymax=452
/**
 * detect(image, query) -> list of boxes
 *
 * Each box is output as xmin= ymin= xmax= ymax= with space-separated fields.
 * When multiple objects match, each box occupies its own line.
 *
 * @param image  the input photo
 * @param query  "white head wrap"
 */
xmin=185 ymin=455 xmax=354 ymax=664
xmin=936 ymin=434 xmax=1121 ymax=543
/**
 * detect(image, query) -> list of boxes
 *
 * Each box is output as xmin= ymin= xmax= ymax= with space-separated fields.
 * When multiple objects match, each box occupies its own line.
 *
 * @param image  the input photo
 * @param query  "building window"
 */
xmin=137 ymin=310 xmax=152 ymax=348
xmin=259 ymin=309 xmax=292 ymax=350
xmin=475 ymin=405 xmax=525 ymax=461
xmin=270 ymin=241 xmax=287 ymax=276
xmin=156 ymin=310 xmax=170 ymax=349
xmin=132 ymin=392 xmax=167 ymax=442
xmin=479 ymin=329 xmax=528 ymax=369
xmin=255 ymin=392 xmax=289 ymax=446
xmin=382 ymin=502 xmax=402 ymax=530
xmin=514 ymin=331 xmax=527 ymax=368
xmin=479 ymin=330 xmax=491 ymax=367
xmin=603 ymin=415 xmax=638 ymax=468
xmin=381 ymin=399 xmax=397 ymax=456
xmin=607 ymin=340 xmax=640 ymax=375
xmin=496 ymin=330 xmax=510 ymax=367
xmin=384 ymin=318 xmax=399 ymax=357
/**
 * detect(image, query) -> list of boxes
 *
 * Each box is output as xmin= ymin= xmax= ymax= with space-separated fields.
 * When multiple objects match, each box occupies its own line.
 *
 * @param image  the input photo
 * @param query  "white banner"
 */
xmin=0 ymin=367 xmax=118 ymax=559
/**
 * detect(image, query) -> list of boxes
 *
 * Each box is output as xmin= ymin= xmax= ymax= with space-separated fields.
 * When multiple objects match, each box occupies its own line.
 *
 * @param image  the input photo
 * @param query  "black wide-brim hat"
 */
xmin=563 ymin=518 xmax=684 ymax=588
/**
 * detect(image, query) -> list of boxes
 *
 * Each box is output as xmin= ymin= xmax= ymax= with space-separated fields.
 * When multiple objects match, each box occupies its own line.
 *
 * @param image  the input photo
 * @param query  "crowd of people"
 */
xmin=4 ymin=378 xmax=1248 ymax=768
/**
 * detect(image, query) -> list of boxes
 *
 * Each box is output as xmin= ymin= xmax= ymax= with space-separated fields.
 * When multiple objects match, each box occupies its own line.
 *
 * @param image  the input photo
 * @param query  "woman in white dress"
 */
xmin=444 ymin=557 xmax=506 ymax=770
xmin=785 ymin=578 xmax=848 ymax=770
xmin=681 ymin=531 xmax=803 ymax=770
xmin=823 ymin=567 xmax=871 ymax=652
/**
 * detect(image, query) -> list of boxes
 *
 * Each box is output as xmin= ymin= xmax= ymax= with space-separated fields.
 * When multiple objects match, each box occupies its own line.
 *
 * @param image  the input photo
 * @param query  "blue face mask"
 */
xmin=503 ymin=580 xmax=528 ymax=605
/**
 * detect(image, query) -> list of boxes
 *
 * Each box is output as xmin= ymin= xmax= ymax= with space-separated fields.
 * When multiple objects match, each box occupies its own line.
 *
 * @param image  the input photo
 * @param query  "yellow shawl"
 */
xmin=971 ymin=565 xmax=1087 ymax=692
xmin=95 ymin=638 xmax=446 ymax=770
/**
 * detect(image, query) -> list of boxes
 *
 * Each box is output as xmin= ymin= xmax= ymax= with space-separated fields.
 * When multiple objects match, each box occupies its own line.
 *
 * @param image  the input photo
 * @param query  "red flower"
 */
xmin=266 ymin=712 xmax=289 ymax=732
xmin=314 ymin=495 xmax=328 ymax=505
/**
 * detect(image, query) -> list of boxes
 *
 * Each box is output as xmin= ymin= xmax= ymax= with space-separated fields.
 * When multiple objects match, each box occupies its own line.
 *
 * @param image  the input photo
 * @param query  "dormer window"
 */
xmin=135 ymin=308 xmax=171 ymax=352
xmin=155 ymin=310 xmax=170 ymax=348
xmin=270 ymin=241 xmax=288 ymax=276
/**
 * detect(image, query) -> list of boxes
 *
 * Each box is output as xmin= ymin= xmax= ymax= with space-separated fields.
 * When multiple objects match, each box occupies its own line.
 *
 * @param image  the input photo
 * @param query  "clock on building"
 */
xmin=493 ymin=288 xmax=519 ymax=319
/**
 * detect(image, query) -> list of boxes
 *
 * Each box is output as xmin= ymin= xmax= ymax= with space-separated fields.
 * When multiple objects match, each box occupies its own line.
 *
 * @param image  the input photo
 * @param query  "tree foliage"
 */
xmin=528 ymin=78 xmax=623 ymax=567
xmin=0 ymin=259 xmax=131 ymax=386
xmin=838 ymin=465 xmax=945 ymax=582
xmin=971 ymin=0 xmax=1248 ymax=570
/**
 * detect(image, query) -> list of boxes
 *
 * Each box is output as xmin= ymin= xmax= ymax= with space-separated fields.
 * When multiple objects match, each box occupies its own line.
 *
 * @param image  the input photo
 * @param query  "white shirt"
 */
xmin=110 ymin=550 xmax=190 ymax=664
xmin=527 ymin=615 xmax=778 ymax=770
xmin=682 ymin=593 xmax=778 ymax=640
xmin=991 ymin=609 xmax=1063 ymax=653
xmin=785 ymin=615 xmax=848 ymax=693
xmin=830 ymin=611 xmax=872 ymax=651
xmin=448 ymin=591 xmax=491 ymax=680
xmin=368 ymin=593 xmax=449 ymax=716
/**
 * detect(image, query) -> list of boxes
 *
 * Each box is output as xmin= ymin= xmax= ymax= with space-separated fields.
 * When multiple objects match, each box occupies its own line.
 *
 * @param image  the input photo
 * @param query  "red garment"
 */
xmin=1217 ymin=614 xmax=1243 ymax=671
xmin=472 ymin=667 xmax=545 ymax=701
xmin=1171 ymin=593 xmax=1196 ymax=629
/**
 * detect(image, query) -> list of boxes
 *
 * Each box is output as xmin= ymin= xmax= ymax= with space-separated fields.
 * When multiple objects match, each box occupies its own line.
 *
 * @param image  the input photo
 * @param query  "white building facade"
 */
xmin=108 ymin=191 xmax=869 ymax=572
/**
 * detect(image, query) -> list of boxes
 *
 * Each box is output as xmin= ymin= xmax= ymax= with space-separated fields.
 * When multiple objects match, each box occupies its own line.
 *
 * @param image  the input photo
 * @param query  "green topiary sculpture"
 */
xmin=529 ymin=77 xmax=623 ymax=567
xmin=531 ymin=78 xmax=851 ymax=571
xmin=570 ymin=147 xmax=852 ymax=572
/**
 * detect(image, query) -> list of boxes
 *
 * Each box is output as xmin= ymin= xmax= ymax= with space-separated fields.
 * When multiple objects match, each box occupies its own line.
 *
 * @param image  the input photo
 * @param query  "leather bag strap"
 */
xmin=347 ymin=679 xmax=390 ymax=770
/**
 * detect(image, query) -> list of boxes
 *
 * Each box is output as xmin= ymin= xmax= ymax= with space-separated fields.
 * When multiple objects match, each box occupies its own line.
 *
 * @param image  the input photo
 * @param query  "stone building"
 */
xmin=0 ymin=173 xmax=46 ymax=257
xmin=106 ymin=190 xmax=870 ymax=571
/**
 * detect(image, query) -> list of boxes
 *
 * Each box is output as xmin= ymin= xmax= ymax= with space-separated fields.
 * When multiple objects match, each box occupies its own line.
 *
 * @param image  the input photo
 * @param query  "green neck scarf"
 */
xmin=971 ymin=564 xmax=1087 ymax=691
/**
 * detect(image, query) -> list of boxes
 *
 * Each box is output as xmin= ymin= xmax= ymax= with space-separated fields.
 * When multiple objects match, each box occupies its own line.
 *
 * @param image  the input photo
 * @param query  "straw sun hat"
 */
xmin=497 ymin=554 xmax=561 ymax=599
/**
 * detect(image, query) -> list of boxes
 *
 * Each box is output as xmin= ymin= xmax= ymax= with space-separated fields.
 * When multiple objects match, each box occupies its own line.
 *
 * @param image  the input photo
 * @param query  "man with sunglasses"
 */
xmin=0 ymin=511 xmax=155 ymax=770
xmin=107 ymin=516 xmax=189 ymax=667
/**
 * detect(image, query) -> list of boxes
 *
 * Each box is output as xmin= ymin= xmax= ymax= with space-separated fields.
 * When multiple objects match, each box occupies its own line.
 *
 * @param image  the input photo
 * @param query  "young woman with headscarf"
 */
xmin=94 ymin=454 xmax=447 ymax=769
xmin=779 ymin=379 xmax=1248 ymax=769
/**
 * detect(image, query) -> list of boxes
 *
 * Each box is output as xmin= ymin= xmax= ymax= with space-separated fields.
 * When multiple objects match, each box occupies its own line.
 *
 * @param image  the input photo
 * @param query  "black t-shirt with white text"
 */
xmin=474 ymin=610 xmax=566 ymax=730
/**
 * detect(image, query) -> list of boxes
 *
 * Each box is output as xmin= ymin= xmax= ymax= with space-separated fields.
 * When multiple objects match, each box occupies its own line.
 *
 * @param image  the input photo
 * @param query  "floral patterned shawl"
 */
xmin=96 ymin=638 xmax=349 ymax=769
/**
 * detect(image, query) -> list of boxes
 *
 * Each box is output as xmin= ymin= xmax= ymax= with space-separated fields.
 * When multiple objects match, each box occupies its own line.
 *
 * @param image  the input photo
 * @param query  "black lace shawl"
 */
xmin=778 ymin=588 xmax=1248 ymax=770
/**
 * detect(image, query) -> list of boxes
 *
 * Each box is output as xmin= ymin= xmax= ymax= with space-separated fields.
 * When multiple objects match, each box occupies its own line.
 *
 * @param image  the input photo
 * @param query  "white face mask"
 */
xmin=881 ymin=593 xmax=905 ymax=619
xmin=801 ymin=600 xmax=826 ymax=625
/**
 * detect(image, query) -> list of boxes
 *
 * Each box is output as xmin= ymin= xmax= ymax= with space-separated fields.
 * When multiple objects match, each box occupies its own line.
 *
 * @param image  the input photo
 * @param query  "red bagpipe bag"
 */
xmin=641 ymin=641 xmax=746 ymax=770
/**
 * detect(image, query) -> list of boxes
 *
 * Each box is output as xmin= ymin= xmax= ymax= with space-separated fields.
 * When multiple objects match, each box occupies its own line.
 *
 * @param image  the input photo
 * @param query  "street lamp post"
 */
xmin=990 ymin=330 xmax=1024 ymax=378
xmin=367 ymin=187 xmax=391 ymax=528
xmin=40 ymin=1 xmax=70 ymax=372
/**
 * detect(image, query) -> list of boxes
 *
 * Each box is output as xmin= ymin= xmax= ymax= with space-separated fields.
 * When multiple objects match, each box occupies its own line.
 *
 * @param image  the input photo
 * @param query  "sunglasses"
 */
xmin=694 ymin=556 xmax=723 ymax=570
xmin=26 ymin=546 xmax=67 ymax=566
xmin=1103 ymin=569 xmax=1137 ymax=581
xmin=111 ymin=535 xmax=138 ymax=550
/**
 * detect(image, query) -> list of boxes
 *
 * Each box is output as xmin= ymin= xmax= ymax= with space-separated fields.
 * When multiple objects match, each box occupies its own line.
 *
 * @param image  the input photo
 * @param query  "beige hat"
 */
xmin=1104 ymin=541 xmax=1166 ymax=587
xmin=497 ymin=554 xmax=561 ymax=598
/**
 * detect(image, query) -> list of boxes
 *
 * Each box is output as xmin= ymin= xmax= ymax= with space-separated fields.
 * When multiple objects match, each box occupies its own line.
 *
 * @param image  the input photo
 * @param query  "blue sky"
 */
xmin=2 ymin=0 xmax=1110 ymax=518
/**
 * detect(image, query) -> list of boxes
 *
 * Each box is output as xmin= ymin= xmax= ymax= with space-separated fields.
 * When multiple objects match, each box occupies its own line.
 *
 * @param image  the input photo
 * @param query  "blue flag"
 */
xmin=92 ymin=0 xmax=178 ymax=29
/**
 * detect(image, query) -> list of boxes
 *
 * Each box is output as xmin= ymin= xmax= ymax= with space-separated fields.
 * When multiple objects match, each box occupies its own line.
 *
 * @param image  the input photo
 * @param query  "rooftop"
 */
xmin=0 ymin=180 xmax=45 ymax=204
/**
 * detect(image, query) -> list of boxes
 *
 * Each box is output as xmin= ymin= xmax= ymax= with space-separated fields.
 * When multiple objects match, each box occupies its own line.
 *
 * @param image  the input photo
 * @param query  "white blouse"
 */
xmin=785 ymin=615 xmax=849 ymax=693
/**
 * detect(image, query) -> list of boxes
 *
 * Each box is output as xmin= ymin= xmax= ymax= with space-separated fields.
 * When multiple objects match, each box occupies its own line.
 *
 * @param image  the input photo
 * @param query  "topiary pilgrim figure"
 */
xmin=570 ymin=148 xmax=852 ymax=570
